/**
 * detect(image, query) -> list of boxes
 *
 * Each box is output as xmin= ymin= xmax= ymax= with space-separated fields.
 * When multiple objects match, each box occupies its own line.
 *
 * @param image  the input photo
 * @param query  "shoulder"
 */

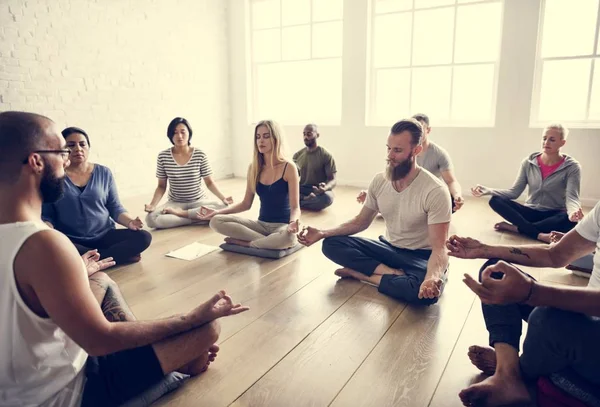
xmin=369 ymin=172 xmax=386 ymax=188
xmin=563 ymin=155 xmax=582 ymax=171
xmin=192 ymin=148 xmax=208 ymax=159
xmin=158 ymin=148 xmax=171 ymax=157
xmin=94 ymin=164 xmax=113 ymax=179
xmin=318 ymin=146 xmax=334 ymax=158
xmin=430 ymin=142 xmax=450 ymax=157
xmin=419 ymin=169 xmax=446 ymax=189
xmin=293 ymin=148 xmax=304 ymax=159
xmin=284 ymin=159 xmax=298 ymax=172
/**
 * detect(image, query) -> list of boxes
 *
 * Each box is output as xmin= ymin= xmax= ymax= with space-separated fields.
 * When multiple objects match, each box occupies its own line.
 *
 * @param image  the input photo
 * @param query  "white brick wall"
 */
xmin=0 ymin=0 xmax=232 ymax=199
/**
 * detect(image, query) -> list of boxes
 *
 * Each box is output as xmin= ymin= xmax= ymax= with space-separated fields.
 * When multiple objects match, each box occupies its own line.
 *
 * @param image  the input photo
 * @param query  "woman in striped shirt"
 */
xmin=144 ymin=117 xmax=233 ymax=229
xmin=196 ymin=120 xmax=301 ymax=250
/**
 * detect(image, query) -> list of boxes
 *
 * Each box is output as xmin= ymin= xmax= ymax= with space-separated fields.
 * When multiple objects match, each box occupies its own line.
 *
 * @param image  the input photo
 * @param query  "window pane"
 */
xmin=256 ymin=59 xmax=342 ymax=123
xmin=538 ymin=59 xmax=591 ymax=121
xmin=452 ymin=64 xmax=495 ymax=121
xmin=313 ymin=21 xmax=343 ymax=58
xmin=455 ymin=3 xmax=502 ymax=63
xmin=375 ymin=0 xmax=413 ymax=13
xmin=412 ymin=8 xmax=454 ymax=65
xmin=414 ymin=0 xmax=454 ymax=8
xmin=541 ymin=0 xmax=598 ymax=58
xmin=313 ymin=0 xmax=343 ymax=22
xmin=252 ymin=0 xmax=281 ymax=30
xmin=282 ymin=26 xmax=311 ymax=60
xmin=282 ymin=0 xmax=311 ymax=26
xmin=374 ymin=13 xmax=412 ymax=67
xmin=457 ymin=0 xmax=487 ymax=3
xmin=253 ymin=29 xmax=281 ymax=62
xmin=411 ymin=66 xmax=452 ymax=119
xmin=374 ymin=69 xmax=411 ymax=123
xmin=588 ymin=61 xmax=600 ymax=119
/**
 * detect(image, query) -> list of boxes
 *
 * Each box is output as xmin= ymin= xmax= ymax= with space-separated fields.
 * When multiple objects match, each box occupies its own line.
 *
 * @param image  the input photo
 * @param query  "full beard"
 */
xmin=385 ymin=154 xmax=413 ymax=181
xmin=40 ymin=164 xmax=66 ymax=203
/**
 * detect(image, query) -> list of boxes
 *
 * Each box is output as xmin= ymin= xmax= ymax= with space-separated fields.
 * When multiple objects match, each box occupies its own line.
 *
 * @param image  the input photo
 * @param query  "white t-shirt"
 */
xmin=574 ymin=202 xmax=600 ymax=289
xmin=364 ymin=170 xmax=452 ymax=250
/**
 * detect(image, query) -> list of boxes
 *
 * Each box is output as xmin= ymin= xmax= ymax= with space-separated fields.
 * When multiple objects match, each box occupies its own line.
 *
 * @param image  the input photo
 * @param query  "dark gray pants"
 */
xmin=299 ymin=184 xmax=333 ymax=211
xmin=480 ymin=259 xmax=600 ymax=385
xmin=322 ymin=235 xmax=445 ymax=305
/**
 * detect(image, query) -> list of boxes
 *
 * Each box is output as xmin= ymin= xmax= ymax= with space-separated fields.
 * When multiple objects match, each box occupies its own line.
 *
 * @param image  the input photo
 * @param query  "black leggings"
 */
xmin=489 ymin=196 xmax=576 ymax=239
xmin=70 ymin=229 xmax=152 ymax=265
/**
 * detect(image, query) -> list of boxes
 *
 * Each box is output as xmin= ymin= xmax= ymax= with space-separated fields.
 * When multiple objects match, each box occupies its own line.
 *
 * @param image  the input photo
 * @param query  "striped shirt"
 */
xmin=156 ymin=148 xmax=213 ymax=203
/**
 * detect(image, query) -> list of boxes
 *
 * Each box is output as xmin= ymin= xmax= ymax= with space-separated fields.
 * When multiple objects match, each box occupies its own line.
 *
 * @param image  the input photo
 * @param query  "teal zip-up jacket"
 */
xmin=485 ymin=152 xmax=581 ymax=215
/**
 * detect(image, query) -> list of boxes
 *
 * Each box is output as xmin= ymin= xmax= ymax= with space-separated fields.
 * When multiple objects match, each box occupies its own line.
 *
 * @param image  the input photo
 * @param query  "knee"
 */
xmin=137 ymin=230 xmax=152 ymax=250
xmin=488 ymin=195 xmax=507 ymax=210
xmin=527 ymin=307 xmax=572 ymax=331
xmin=206 ymin=320 xmax=221 ymax=343
xmin=321 ymin=192 xmax=334 ymax=208
xmin=209 ymin=215 xmax=224 ymax=231
xmin=321 ymin=236 xmax=345 ymax=258
xmin=145 ymin=213 xmax=158 ymax=229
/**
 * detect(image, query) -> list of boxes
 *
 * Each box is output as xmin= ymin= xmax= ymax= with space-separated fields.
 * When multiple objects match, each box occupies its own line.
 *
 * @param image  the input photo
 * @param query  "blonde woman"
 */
xmin=197 ymin=120 xmax=301 ymax=250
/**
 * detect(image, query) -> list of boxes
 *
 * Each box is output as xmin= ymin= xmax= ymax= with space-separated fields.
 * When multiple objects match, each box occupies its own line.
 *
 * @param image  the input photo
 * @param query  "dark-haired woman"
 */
xmin=42 ymin=127 xmax=152 ymax=266
xmin=144 ymin=117 xmax=233 ymax=229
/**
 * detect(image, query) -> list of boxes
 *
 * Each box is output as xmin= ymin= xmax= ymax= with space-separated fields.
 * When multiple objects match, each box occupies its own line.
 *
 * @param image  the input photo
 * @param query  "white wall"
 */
xmin=229 ymin=0 xmax=600 ymax=206
xmin=0 ymin=0 xmax=231 ymax=198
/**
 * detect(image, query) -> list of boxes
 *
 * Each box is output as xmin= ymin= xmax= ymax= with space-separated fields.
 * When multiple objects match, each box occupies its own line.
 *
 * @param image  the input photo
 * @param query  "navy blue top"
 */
xmin=42 ymin=164 xmax=127 ymax=243
xmin=256 ymin=164 xmax=291 ymax=224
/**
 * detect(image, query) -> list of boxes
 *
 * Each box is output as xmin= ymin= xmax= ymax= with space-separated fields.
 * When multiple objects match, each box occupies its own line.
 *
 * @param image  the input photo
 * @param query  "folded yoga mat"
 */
xmin=166 ymin=242 xmax=219 ymax=261
xmin=219 ymin=243 xmax=303 ymax=259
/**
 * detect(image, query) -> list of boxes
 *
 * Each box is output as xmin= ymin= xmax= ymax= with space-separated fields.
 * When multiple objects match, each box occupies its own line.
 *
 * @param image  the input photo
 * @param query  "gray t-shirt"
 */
xmin=416 ymin=141 xmax=453 ymax=179
xmin=364 ymin=170 xmax=451 ymax=250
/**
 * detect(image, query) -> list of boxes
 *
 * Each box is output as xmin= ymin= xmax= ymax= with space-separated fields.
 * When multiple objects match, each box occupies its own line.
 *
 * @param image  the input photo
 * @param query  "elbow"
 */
xmin=548 ymin=250 xmax=569 ymax=268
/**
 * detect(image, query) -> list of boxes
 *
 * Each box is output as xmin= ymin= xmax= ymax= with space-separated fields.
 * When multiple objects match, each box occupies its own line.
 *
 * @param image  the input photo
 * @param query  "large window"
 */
xmin=249 ymin=0 xmax=343 ymax=125
xmin=531 ymin=0 xmax=600 ymax=127
xmin=367 ymin=0 xmax=504 ymax=126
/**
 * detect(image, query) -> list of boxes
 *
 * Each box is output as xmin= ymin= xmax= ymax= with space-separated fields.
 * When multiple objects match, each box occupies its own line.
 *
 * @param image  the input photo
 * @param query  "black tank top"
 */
xmin=256 ymin=163 xmax=291 ymax=224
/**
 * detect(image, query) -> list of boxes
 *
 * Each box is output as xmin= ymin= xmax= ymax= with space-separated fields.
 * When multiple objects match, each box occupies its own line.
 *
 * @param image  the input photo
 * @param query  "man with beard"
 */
xmin=0 ymin=111 xmax=249 ymax=406
xmin=357 ymin=113 xmax=464 ymax=212
xmin=292 ymin=123 xmax=337 ymax=211
xmin=297 ymin=119 xmax=451 ymax=305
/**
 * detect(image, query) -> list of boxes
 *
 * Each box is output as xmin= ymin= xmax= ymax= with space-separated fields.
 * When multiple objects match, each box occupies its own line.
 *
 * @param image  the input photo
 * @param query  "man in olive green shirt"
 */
xmin=293 ymin=124 xmax=337 ymax=211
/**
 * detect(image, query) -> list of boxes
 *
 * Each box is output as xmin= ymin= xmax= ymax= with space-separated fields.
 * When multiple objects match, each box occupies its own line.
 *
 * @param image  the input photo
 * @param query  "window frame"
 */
xmin=529 ymin=0 xmax=600 ymax=129
xmin=248 ymin=0 xmax=344 ymax=125
xmin=366 ymin=0 xmax=505 ymax=127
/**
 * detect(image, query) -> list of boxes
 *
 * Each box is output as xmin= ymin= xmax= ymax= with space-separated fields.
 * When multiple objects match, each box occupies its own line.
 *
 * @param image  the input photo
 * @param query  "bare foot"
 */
xmin=468 ymin=345 xmax=496 ymax=375
xmin=537 ymin=232 xmax=552 ymax=243
xmin=494 ymin=221 xmax=518 ymax=233
xmin=550 ymin=231 xmax=564 ymax=243
xmin=459 ymin=372 xmax=530 ymax=407
xmin=224 ymin=237 xmax=251 ymax=247
xmin=374 ymin=263 xmax=405 ymax=276
xmin=180 ymin=344 xmax=220 ymax=376
xmin=334 ymin=267 xmax=356 ymax=279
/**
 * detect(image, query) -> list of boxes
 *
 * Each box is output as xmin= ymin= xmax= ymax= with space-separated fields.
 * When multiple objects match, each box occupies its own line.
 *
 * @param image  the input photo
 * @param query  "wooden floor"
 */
xmin=111 ymin=178 xmax=588 ymax=407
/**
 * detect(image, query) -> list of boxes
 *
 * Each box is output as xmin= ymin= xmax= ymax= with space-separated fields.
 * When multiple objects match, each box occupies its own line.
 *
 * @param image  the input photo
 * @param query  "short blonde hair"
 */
xmin=544 ymin=123 xmax=569 ymax=140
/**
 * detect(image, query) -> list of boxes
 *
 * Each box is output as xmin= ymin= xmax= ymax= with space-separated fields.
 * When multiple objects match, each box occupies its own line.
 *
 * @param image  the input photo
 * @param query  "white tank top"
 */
xmin=0 ymin=221 xmax=87 ymax=407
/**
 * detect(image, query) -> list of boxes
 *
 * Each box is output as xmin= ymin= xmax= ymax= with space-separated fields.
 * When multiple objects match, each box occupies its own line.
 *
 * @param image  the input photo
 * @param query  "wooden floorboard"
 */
xmin=104 ymin=179 xmax=591 ymax=407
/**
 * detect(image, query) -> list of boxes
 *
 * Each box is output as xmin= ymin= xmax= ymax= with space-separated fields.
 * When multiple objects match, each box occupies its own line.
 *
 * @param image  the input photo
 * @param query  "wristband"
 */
xmin=521 ymin=279 xmax=535 ymax=304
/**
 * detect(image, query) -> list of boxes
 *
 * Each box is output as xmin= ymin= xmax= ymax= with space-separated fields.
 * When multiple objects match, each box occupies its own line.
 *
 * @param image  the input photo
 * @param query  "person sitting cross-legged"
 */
xmin=293 ymin=123 xmax=337 ymax=211
xmin=446 ymin=201 xmax=600 ymax=406
xmin=471 ymin=124 xmax=583 ymax=243
xmin=298 ymin=119 xmax=451 ymax=305
xmin=0 ymin=111 xmax=249 ymax=407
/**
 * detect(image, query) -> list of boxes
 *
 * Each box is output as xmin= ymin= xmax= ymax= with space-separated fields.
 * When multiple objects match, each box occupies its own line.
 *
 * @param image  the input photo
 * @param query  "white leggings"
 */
xmin=145 ymin=199 xmax=226 ymax=229
xmin=209 ymin=214 xmax=296 ymax=250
